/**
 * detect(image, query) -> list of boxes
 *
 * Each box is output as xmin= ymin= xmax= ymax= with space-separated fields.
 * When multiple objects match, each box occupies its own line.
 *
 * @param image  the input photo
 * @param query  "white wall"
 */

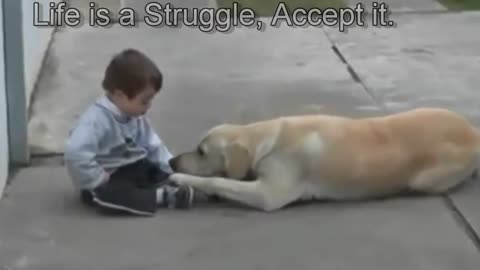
xmin=0 ymin=0 xmax=9 ymax=197
xmin=22 ymin=0 xmax=61 ymax=109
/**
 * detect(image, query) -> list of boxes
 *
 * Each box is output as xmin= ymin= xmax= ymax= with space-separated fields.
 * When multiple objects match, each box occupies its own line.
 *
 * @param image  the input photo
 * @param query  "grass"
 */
xmin=216 ymin=0 xmax=347 ymax=17
xmin=438 ymin=0 xmax=480 ymax=10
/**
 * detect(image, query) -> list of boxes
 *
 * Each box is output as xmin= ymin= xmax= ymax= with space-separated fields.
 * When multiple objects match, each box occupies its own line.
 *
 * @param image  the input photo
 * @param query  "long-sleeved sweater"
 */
xmin=64 ymin=94 xmax=173 ymax=190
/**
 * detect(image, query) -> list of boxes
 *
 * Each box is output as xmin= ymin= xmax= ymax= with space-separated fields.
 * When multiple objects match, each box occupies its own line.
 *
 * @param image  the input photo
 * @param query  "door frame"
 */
xmin=2 ymin=0 xmax=29 ymax=166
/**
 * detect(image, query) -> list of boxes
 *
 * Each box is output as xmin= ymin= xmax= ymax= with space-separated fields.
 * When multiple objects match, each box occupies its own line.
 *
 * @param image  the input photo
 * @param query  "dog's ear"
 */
xmin=224 ymin=142 xmax=251 ymax=180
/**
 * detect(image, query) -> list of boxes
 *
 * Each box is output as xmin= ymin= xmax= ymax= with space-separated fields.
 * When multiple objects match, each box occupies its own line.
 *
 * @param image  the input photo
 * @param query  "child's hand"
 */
xmin=102 ymin=170 xmax=111 ymax=184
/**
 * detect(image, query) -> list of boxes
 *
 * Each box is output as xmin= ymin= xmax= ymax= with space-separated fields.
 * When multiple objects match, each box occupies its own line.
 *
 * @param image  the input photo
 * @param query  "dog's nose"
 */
xmin=168 ymin=157 xmax=178 ymax=172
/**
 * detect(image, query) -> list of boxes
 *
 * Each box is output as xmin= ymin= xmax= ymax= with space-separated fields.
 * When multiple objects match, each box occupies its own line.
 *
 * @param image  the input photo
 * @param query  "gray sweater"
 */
xmin=64 ymin=95 xmax=173 ymax=190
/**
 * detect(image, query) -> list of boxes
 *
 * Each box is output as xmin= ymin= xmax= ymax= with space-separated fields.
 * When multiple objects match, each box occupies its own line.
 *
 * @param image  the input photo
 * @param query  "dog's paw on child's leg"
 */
xmin=168 ymin=173 xmax=228 ymax=204
xmin=168 ymin=173 xmax=194 ymax=186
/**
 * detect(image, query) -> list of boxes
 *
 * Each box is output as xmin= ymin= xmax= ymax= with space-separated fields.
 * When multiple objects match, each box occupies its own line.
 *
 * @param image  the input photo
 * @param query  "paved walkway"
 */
xmin=2 ymin=1 xmax=480 ymax=269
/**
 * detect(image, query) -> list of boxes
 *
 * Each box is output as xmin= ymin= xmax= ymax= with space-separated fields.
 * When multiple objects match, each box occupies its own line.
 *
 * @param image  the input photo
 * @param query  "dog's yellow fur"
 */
xmin=169 ymin=108 xmax=479 ymax=211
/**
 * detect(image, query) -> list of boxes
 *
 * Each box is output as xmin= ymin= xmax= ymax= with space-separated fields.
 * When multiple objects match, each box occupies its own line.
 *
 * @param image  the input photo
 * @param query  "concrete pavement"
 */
xmin=323 ymin=12 xmax=480 ymax=121
xmin=1 ymin=165 xmax=480 ymax=270
xmin=27 ymin=18 xmax=380 ymax=154
xmin=3 ymin=2 xmax=480 ymax=269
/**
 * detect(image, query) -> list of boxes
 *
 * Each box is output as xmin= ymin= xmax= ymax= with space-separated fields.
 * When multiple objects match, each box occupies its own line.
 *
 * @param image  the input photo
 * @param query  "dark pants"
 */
xmin=81 ymin=159 xmax=171 ymax=216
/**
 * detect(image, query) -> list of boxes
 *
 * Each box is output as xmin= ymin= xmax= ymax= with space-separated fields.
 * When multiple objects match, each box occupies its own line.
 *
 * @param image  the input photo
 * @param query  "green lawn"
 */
xmin=217 ymin=0 xmax=347 ymax=17
xmin=438 ymin=0 xmax=480 ymax=10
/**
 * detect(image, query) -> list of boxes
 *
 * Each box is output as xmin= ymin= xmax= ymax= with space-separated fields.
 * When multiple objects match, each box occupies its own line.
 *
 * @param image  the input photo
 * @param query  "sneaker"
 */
xmin=163 ymin=184 xmax=195 ymax=209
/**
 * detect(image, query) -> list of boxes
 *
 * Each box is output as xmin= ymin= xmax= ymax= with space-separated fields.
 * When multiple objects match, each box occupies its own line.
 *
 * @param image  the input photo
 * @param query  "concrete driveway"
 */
xmin=1 ymin=1 xmax=480 ymax=269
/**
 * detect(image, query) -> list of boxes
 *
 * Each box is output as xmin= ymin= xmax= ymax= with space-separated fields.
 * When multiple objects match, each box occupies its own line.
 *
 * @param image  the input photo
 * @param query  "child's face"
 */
xmin=110 ymin=86 xmax=157 ymax=117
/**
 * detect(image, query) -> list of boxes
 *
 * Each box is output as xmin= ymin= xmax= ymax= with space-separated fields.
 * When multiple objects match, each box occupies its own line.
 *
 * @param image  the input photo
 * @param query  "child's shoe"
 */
xmin=162 ymin=184 xmax=195 ymax=209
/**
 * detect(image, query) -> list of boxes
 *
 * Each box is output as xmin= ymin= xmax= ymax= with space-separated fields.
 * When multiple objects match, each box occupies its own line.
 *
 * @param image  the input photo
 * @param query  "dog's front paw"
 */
xmin=168 ymin=173 xmax=215 ymax=195
xmin=168 ymin=173 xmax=193 ymax=186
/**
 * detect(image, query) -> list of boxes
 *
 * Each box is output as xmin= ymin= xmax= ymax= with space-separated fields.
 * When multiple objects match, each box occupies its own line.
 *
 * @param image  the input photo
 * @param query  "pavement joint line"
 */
xmin=29 ymin=154 xmax=65 ymax=166
xmin=322 ymin=30 xmax=388 ymax=114
xmin=346 ymin=65 xmax=362 ymax=83
xmin=443 ymin=195 xmax=480 ymax=252
xmin=331 ymin=45 xmax=347 ymax=64
xmin=28 ymin=27 xmax=60 ymax=121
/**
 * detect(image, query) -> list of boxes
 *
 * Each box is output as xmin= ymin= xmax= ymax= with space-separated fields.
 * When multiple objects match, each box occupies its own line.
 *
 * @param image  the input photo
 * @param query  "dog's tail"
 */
xmin=474 ymin=126 xmax=480 ymax=151
xmin=471 ymin=127 xmax=480 ymax=180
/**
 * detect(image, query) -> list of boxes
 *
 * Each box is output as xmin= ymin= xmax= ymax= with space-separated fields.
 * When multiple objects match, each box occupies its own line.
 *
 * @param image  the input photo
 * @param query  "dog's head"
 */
xmin=169 ymin=124 xmax=254 ymax=180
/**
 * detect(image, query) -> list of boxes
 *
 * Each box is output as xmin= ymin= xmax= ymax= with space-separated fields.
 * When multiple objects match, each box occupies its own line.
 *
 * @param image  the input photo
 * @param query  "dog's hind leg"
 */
xmin=170 ymin=173 xmax=299 ymax=211
xmin=408 ymin=164 xmax=475 ymax=194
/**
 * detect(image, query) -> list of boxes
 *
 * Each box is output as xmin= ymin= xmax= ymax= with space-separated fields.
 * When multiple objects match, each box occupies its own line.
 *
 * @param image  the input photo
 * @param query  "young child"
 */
xmin=64 ymin=48 xmax=194 ymax=216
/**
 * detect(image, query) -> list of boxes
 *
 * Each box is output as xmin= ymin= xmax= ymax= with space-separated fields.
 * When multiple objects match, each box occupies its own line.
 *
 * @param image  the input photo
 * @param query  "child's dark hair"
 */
xmin=102 ymin=48 xmax=163 ymax=99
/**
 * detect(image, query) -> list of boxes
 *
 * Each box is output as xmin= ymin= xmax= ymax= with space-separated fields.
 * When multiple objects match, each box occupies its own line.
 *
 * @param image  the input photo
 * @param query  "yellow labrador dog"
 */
xmin=169 ymin=108 xmax=479 ymax=211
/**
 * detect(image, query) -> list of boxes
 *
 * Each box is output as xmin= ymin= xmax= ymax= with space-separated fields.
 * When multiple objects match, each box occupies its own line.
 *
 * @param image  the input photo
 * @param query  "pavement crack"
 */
xmin=28 ymin=154 xmax=65 ymax=168
xmin=346 ymin=65 xmax=361 ymax=83
xmin=331 ymin=45 xmax=347 ymax=64
xmin=323 ymin=29 xmax=388 ymax=113
xmin=443 ymin=195 xmax=480 ymax=252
